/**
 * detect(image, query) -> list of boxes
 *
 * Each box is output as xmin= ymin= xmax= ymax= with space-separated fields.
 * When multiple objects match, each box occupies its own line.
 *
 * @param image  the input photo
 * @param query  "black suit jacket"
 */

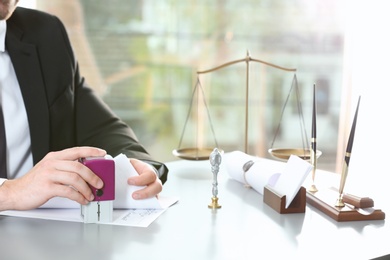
xmin=5 ymin=7 xmax=168 ymax=183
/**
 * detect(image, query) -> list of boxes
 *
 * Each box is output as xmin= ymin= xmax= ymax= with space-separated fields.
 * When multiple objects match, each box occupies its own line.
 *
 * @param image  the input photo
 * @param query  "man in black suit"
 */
xmin=0 ymin=1 xmax=168 ymax=210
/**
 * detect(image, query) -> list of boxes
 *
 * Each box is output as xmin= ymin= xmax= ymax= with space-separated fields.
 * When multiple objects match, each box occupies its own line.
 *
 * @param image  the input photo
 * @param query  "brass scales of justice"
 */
xmin=172 ymin=51 xmax=317 ymax=162
xmin=172 ymin=51 xmax=385 ymax=222
xmin=172 ymin=51 xmax=385 ymax=221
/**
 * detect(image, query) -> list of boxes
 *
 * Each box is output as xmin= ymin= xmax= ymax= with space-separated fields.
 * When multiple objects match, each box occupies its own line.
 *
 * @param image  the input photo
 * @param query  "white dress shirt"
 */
xmin=0 ymin=20 xmax=33 ymax=185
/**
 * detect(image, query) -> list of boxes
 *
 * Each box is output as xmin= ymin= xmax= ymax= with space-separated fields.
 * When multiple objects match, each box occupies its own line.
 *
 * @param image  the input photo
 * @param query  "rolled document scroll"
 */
xmin=223 ymin=151 xmax=284 ymax=195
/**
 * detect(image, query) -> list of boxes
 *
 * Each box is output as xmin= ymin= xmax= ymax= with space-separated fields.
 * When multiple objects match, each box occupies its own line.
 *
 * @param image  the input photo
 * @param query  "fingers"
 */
xmin=52 ymin=183 xmax=91 ymax=205
xmin=35 ymin=147 xmax=106 ymax=201
xmin=131 ymin=178 xmax=162 ymax=200
xmin=128 ymin=159 xmax=157 ymax=185
xmin=36 ymin=159 xmax=103 ymax=201
xmin=44 ymin=146 xmax=106 ymax=194
xmin=59 ymin=159 xmax=104 ymax=188
xmin=45 ymin=146 xmax=107 ymax=162
xmin=41 ymin=156 xmax=104 ymax=188
xmin=128 ymin=159 xmax=162 ymax=199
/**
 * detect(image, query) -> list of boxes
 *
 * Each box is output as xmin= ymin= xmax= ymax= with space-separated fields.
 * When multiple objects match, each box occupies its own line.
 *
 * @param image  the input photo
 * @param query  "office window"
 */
xmin=29 ymin=0 xmax=349 ymax=171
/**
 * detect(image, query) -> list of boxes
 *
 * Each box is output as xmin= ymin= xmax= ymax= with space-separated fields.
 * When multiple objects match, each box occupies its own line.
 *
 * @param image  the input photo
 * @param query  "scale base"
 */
xmin=306 ymin=188 xmax=385 ymax=222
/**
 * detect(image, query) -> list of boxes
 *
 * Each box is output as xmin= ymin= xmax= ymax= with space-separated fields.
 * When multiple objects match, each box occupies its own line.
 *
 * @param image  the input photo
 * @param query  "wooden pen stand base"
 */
xmin=263 ymin=185 xmax=306 ymax=214
xmin=306 ymin=188 xmax=385 ymax=222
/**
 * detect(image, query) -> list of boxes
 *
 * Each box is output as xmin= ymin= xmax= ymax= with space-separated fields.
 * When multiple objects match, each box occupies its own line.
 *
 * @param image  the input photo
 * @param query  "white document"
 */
xmin=272 ymin=155 xmax=313 ymax=208
xmin=224 ymin=151 xmax=284 ymax=195
xmin=0 ymin=195 xmax=178 ymax=227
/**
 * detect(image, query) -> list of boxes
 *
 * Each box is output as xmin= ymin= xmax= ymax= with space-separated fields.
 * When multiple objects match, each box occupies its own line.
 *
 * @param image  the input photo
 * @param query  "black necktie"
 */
xmin=0 ymin=104 xmax=7 ymax=178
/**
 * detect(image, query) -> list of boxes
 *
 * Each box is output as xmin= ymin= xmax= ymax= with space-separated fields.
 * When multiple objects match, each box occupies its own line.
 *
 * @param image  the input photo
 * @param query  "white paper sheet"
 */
xmin=272 ymin=155 xmax=312 ymax=208
xmin=0 ymin=195 xmax=178 ymax=227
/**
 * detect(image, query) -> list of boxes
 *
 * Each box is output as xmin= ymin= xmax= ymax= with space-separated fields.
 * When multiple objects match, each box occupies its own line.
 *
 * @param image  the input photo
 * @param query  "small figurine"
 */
xmin=208 ymin=148 xmax=222 ymax=209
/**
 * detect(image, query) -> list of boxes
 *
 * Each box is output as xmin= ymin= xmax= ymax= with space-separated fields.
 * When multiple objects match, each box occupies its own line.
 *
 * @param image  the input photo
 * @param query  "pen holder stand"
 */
xmin=263 ymin=185 xmax=306 ymax=214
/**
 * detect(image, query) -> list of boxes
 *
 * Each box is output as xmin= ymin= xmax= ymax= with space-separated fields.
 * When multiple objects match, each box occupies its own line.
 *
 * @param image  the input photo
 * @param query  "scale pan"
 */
xmin=268 ymin=148 xmax=322 ymax=161
xmin=172 ymin=147 xmax=217 ymax=160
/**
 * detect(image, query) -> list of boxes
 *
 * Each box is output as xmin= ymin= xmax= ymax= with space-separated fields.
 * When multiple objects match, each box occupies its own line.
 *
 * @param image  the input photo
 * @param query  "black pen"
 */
xmin=311 ymin=84 xmax=317 ymax=154
xmin=309 ymin=84 xmax=318 ymax=192
xmin=336 ymin=96 xmax=361 ymax=206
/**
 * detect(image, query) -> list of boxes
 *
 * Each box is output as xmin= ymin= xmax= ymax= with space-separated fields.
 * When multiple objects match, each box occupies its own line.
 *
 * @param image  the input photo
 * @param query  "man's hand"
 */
xmin=0 ymin=147 xmax=106 ymax=211
xmin=127 ymin=159 xmax=162 ymax=200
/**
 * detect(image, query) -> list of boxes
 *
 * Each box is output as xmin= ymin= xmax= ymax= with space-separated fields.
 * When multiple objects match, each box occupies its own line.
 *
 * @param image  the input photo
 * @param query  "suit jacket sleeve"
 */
xmin=6 ymin=8 xmax=168 ymax=183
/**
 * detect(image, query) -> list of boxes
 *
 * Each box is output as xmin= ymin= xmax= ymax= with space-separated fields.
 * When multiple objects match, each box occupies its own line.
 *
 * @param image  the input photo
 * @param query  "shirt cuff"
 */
xmin=0 ymin=178 xmax=7 ymax=187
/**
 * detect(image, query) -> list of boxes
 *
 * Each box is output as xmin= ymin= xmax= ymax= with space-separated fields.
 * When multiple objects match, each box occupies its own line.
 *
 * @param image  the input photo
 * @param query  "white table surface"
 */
xmin=0 ymin=158 xmax=388 ymax=260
